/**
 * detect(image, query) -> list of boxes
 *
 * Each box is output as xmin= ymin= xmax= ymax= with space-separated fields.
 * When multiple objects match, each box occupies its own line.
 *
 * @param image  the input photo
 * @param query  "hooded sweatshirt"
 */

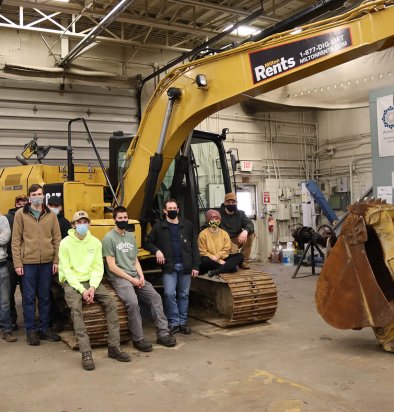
xmin=58 ymin=229 xmax=103 ymax=294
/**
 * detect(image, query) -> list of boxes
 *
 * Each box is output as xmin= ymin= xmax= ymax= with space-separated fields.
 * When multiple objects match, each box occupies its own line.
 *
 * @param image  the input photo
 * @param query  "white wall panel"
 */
xmin=0 ymin=79 xmax=138 ymax=167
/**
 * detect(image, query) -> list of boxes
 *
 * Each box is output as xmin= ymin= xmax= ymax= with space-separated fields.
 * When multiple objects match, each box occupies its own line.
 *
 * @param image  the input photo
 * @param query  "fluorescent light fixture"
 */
xmin=53 ymin=0 xmax=70 ymax=2
xmin=290 ymin=28 xmax=302 ymax=35
xmin=224 ymin=25 xmax=261 ymax=37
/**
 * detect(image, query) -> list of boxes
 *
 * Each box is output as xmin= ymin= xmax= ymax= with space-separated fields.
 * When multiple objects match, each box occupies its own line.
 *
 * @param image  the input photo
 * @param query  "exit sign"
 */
xmin=240 ymin=160 xmax=253 ymax=172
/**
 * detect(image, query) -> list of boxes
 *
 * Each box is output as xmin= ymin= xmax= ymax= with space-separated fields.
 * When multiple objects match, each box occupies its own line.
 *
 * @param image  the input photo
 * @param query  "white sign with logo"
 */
xmin=377 ymin=94 xmax=394 ymax=157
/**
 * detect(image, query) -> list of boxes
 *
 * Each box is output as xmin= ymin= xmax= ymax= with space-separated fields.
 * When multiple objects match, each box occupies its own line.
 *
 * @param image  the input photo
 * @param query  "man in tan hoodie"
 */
xmin=12 ymin=184 xmax=62 ymax=346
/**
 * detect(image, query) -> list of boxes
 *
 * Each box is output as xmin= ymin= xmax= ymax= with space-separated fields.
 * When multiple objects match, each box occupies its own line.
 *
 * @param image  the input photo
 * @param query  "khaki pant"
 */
xmin=64 ymin=281 xmax=120 ymax=353
xmin=230 ymin=233 xmax=255 ymax=261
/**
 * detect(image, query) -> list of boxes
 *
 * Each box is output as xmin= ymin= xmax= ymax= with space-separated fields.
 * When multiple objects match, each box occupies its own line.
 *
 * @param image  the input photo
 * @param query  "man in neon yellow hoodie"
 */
xmin=59 ymin=210 xmax=130 ymax=370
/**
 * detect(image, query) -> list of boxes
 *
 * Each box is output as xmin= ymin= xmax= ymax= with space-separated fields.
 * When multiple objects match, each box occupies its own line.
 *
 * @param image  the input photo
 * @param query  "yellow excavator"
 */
xmin=1 ymin=1 xmax=393 ymax=347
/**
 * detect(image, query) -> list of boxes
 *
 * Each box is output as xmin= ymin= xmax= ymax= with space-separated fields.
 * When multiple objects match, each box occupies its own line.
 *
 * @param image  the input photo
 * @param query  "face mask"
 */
xmin=48 ymin=207 xmax=60 ymax=215
xmin=75 ymin=223 xmax=89 ymax=236
xmin=225 ymin=204 xmax=237 ymax=213
xmin=115 ymin=220 xmax=128 ymax=230
xmin=30 ymin=196 xmax=44 ymax=206
xmin=209 ymin=220 xmax=220 ymax=228
xmin=167 ymin=210 xmax=178 ymax=220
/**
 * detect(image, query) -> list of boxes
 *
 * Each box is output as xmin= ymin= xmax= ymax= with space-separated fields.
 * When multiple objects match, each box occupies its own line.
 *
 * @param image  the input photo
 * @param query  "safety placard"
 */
xmin=263 ymin=191 xmax=270 ymax=204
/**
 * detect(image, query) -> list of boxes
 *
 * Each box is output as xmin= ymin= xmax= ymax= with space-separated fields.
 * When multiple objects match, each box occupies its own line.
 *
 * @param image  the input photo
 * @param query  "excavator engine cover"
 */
xmin=316 ymin=200 xmax=394 ymax=352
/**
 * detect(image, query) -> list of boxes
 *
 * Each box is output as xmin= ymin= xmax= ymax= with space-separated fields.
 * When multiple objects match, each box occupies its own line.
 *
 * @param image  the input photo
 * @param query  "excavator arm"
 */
xmin=122 ymin=1 xmax=394 ymax=220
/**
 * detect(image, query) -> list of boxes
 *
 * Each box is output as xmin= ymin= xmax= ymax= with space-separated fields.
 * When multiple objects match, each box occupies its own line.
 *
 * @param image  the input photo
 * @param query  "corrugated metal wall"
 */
xmin=0 ymin=79 xmax=138 ymax=167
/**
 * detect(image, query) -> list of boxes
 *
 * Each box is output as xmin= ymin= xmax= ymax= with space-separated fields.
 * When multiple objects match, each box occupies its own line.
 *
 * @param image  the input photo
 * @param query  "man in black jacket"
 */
xmin=144 ymin=199 xmax=200 ymax=335
xmin=47 ymin=196 xmax=71 ymax=239
xmin=219 ymin=192 xmax=255 ymax=269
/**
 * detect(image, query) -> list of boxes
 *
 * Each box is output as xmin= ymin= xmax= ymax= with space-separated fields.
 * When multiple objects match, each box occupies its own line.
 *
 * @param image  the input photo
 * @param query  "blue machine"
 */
xmin=305 ymin=180 xmax=338 ymax=224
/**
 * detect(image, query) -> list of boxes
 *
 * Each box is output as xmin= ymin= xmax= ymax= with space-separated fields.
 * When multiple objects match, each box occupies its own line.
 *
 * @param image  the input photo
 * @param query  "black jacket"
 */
xmin=5 ymin=207 xmax=19 ymax=260
xmin=144 ymin=218 xmax=200 ymax=274
xmin=58 ymin=215 xmax=72 ymax=239
xmin=219 ymin=204 xmax=255 ymax=238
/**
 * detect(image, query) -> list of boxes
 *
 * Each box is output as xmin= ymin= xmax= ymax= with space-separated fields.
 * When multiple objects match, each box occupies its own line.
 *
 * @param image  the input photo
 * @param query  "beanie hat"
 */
xmin=206 ymin=209 xmax=221 ymax=222
xmin=224 ymin=192 xmax=236 ymax=202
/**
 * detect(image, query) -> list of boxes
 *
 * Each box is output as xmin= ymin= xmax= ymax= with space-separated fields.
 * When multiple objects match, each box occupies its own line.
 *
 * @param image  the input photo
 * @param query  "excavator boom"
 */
xmin=122 ymin=1 xmax=394 ymax=219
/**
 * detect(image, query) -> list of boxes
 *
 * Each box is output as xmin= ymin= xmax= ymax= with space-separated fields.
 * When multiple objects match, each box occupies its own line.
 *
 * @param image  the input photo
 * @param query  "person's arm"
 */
xmin=0 ymin=216 xmax=11 ymax=246
xmin=144 ymin=225 xmax=166 ymax=264
xmin=190 ymin=225 xmax=200 ymax=274
xmin=58 ymin=242 xmax=86 ymax=294
xmin=11 ymin=212 xmax=23 ymax=271
xmin=51 ymin=215 xmax=62 ymax=273
xmin=217 ymin=231 xmax=230 ymax=260
xmin=241 ymin=212 xmax=255 ymax=234
xmin=198 ymin=231 xmax=212 ymax=258
xmin=105 ymin=255 xmax=141 ymax=287
xmin=135 ymin=257 xmax=145 ymax=287
xmin=88 ymin=243 xmax=104 ymax=289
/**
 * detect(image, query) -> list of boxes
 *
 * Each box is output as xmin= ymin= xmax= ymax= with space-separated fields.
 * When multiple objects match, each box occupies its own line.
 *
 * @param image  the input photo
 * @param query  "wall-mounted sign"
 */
xmin=263 ymin=191 xmax=270 ymax=204
xmin=240 ymin=161 xmax=253 ymax=172
xmin=377 ymin=94 xmax=394 ymax=157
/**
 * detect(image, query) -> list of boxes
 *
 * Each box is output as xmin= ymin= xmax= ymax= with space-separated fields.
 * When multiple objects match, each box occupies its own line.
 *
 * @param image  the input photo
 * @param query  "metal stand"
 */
xmin=292 ymin=240 xmax=325 ymax=279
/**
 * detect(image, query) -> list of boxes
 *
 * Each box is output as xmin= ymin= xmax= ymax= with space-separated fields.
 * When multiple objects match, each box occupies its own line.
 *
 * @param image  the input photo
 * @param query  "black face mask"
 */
xmin=225 ymin=204 xmax=237 ymax=213
xmin=115 ymin=220 xmax=128 ymax=230
xmin=166 ymin=210 xmax=178 ymax=220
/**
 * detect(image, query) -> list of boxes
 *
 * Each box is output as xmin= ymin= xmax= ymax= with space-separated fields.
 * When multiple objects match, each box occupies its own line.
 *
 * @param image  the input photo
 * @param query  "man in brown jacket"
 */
xmin=12 ymin=184 xmax=62 ymax=345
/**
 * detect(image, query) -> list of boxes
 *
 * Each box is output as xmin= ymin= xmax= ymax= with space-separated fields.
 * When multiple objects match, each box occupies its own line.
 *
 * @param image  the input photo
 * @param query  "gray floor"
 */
xmin=1 ymin=263 xmax=392 ymax=412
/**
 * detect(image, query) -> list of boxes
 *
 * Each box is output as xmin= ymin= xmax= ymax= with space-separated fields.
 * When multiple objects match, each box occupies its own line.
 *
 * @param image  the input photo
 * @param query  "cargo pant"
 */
xmin=230 ymin=232 xmax=255 ymax=261
xmin=64 ymin=281 xmax=120 ymax=353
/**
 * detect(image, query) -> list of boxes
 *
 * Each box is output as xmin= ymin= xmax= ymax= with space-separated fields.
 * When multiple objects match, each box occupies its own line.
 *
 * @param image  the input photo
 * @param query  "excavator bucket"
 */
xmin=316 ymin=200 xmax=394 ymax=352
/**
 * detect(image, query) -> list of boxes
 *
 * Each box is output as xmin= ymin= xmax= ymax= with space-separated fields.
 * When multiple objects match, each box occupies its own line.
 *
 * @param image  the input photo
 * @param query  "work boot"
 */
xmin=157 ymin=334 xmax=177 ymax=347
xmin=2 ymin=332 xmax=17 ymax=343
xmin=240 ymin=262 xmax=250 ymax=270
xmin=27 ymin=331 xmax=40 ymax=346
xmin=133 ymin=339 xmax=153 ymax=352
xmin=169 ymin=325 xmax=179 ymax=335
xmin=38 ymin=329 xmax=61 ymax=342
xmin=179 ymin=324 xmax=192 ymax=335
xmin=108 ymin=346 xmax=131 ymax=362
xmin=207 ymin=269 xmax=220 ymax=278
xmin=81 ymin=351 xmax=95 ymax=371
xmin=12 ymin=323 xmax=18 ymax=331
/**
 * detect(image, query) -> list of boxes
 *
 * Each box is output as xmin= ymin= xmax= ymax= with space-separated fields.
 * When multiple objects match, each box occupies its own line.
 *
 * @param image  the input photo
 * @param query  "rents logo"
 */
xmin=254 ymin=57 xmax=296 ymax=82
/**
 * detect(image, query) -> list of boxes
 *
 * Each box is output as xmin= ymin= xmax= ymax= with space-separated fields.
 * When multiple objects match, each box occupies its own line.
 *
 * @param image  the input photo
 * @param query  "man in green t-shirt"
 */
xmin=102 ymin=206 xmax=176 ymax=351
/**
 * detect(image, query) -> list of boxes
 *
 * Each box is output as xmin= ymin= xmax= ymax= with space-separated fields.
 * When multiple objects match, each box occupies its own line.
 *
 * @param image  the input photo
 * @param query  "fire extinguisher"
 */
xmin=268 ymin=215 xmax=275 ymax=232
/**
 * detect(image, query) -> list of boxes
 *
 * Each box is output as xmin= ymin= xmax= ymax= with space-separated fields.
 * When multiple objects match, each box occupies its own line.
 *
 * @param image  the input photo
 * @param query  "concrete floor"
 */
xmin=0 ymin=263 xmax=392 ymax=412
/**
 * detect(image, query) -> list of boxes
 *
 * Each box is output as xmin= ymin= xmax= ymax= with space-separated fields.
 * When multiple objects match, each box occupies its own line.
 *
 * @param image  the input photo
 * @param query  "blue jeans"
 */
xmin=163 ymin=264 xmax=191 ymax=327
xmin=21 ymin=263 xmax=53 ymax=332
xmin=0 ymin=264 xmax=12 ymax=333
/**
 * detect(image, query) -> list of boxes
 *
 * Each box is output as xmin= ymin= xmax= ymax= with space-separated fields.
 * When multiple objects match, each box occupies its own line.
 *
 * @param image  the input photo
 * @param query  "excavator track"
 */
xmin=190 ymin=269 xmax=278 ymax=327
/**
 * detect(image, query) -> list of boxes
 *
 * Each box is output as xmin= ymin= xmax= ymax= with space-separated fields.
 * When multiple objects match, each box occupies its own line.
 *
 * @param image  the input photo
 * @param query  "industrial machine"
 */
xmin=1 ymin=1 xmax=394 ymax=340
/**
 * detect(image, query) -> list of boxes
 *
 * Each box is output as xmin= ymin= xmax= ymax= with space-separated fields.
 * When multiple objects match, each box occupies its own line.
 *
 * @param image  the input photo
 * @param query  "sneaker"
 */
xmin=82 ymin=351 xmax=95 ymax=371
xmin=2 ymin=332 xmax=17 ymax=343
xmin=133 ymin=339 xmax=153 ymax=352
xmin=240 ymin=262 xmax=250 ymax=270
xmin=27 ymin=331 xmax=40 ymax=346
xmin=38 ymin=329 xmax=61 ymax=342
xmin=157 ymin=334 xmax=177 ymax=347
xmin=169 ymin=325 xmax=179 ymax=335
xmin=207 ymin=269 xmax=220 ymax=278
xmin=108 ymin=346 xmax=131 ymax=362
xmin=179 ymin=324 xmax=192 ymax=335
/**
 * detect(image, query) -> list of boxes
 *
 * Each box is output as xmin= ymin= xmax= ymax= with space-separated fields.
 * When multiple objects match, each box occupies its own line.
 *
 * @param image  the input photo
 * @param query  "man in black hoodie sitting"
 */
xmin=219 ymin=192 xmax=255 ymax=269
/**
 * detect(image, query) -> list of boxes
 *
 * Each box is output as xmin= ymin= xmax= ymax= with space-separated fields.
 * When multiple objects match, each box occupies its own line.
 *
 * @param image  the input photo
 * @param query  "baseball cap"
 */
xmin=224 ymin=192 xmax=237 ymax=202
xmin=47 ymin=196 xmax=62 ymax=206
xmin=15 ymin=194 xmax=28 ymax=202
xmin=72 ymin=210 xmax=90 ymax=223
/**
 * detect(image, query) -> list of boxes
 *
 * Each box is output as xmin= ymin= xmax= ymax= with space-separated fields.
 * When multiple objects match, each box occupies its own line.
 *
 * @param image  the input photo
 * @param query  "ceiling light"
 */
xmin=224 ymin=25 xmax=261 ymax=37
xmin=290 ymin=28 xmax=302 ymax=35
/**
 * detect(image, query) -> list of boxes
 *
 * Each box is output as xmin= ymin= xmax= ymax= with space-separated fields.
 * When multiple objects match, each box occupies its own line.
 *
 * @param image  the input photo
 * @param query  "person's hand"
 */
xmin=129 ymin=277 xmax=141 ymax=287
xmin=156 ymin=250 xmax=165 ymax=264
xmin=218 ymin=259 xmax=226 ymax=265
xmin=137 ymin=276 xmax=145 ymax=288
xmin=52 ymin=263 xmax=58 ymax=274
xmin=191 ymin=269 xmax=199 ymax=278
xmin=210 ymin=255 xmax=218 ymax=262
xmin=82 ymin=287 xmax=95 ymax=304
xmin=238 ymin=230 xmax=248 ymax=245
xmin=15 ymin=267 xmax=24 ymax=276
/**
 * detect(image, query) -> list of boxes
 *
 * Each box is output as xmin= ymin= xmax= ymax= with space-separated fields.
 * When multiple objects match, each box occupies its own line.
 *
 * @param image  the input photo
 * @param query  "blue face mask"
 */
xmin=75 ymin=223 xmax=89 ymax=236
